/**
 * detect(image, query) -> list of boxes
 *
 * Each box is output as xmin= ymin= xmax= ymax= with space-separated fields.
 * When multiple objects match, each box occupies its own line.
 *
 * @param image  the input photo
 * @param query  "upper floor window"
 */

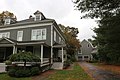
xmin=31 ymin=29 xmax=46 ymax=40
xmin=54 ymin=30 xmax=56 ymax=41
xmin=0 ymin=32 xmax=10 ymax=38
xmin=17 ymin=31 xmax=23 ymax=41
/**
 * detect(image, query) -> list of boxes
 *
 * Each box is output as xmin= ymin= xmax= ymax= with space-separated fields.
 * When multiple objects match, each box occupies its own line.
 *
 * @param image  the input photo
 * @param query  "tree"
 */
xmin=73 ymin=0 xmax=120 ymax=18
xmin=93 ymin=15 xmax=120 ymax=64
xmin=88 ymin=38 xmax=98 ymax=47
xmin=59 ymin=24 xmax=81 ymax=61
xmin=73 ymin=0 xmax=120 ymax=64
xmin=0 ymin=11 xmax=17 ymax=25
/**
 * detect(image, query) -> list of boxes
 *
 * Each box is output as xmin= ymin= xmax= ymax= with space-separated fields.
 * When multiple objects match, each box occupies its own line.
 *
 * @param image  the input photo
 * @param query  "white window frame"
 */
xmin=17 ymin=31 xmax=23 ymax=41
xmin=54 ymin=30 xmax=56 ymax=41
xmin=34 ymin=14 xmax=41 ymax=21
xmin=0 ymin=32 xmax=10 ymax=38
xmin=31 ymin=28 xmax=46 ymax=40
xmin=4 ymin=19 xmax=11 ymax=25
xmin=42 ymin=29 xmax=46 ymax=40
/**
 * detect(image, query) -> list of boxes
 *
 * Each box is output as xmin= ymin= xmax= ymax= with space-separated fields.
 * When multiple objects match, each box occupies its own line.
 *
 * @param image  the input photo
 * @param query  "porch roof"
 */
xmin=0 ymin=38 xmax=50 ymax=47
xmin=53 ymin=43 xmax=66 ymax=48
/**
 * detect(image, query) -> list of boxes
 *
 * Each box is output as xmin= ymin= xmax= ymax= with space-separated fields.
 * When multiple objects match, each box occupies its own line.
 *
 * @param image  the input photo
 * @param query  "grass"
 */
xmin=0 ymin=73 xmax=31 ymax=80
xmin=0 ymin=63 xmax=93 ymax=80
xmin=47 ymin=63 xmax=93 ymax=80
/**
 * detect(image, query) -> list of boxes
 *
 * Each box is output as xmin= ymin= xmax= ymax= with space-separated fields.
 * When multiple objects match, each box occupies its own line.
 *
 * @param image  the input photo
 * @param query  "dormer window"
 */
xmin=34 ymin=10 xmax=45 ymax=21
xmin=35 ymin=14 xmax=41 ymax=21
xmin=4 ymin=18 xmax=11 ymax=25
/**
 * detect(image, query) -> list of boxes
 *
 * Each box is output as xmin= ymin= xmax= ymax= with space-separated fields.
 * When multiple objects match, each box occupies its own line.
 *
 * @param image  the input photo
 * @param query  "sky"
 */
xmin=0 ymin=0 xmax=98 ymax=41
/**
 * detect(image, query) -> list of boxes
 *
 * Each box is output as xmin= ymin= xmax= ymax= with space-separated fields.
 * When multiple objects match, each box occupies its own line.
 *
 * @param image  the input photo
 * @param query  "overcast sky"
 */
xmin=0 ymin=0 xmax=97 ymax=41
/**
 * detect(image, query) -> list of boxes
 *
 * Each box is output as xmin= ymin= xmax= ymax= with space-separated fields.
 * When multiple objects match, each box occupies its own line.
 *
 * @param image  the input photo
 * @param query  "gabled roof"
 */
xmin=16 ymin=18 xmax=53 ymax=24
xmin=0 ymin=37 xmax=17 ymax=44
xmin=81 ymin=39 xmax=94 ymax=48
xmin=34 ymin=10 xmax=42 ymax=15
xmin=0 ymin=10 xmax=54 ymax=28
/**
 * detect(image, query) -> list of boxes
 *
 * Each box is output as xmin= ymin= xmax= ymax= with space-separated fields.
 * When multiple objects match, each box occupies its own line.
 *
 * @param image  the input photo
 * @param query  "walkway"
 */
xmin=0 ymin=63 xmax=6 ymax=73
xmin=79 ymin=62 xmax=120 ymax=80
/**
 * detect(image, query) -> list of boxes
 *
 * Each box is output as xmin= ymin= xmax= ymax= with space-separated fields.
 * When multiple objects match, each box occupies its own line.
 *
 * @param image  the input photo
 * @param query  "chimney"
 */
xmin=29 ymin=15 xmax=33 ymax=19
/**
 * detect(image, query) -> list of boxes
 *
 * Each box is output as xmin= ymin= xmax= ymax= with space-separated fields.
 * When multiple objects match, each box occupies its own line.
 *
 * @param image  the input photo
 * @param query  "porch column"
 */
xmin=62 ymin=47 xmax=64 ymax=63
xmin=13 ymin=46 xmax=16 ymax=54
xmin=51 ymin=47 xmax=53 ymax=64
xmin=41 ymin=45 xmax=43 ymax=64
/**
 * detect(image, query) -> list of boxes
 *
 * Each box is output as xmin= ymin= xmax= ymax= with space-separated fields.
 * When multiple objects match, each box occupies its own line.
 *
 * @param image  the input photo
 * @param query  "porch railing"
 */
xmin=12 ymin=58 xmax=50 ymax=67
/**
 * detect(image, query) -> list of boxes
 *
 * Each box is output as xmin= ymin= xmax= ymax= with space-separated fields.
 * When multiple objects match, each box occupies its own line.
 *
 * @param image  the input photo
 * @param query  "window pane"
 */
xmin=17 ymin=31 xmax=23 ymax=41
xmin=6 ymin=32 xmax=10 ymax=38
xmin=42 ymin=29 xmax=46 ymax=40
xmin=37 ymin=29 xmax=41 ymax=40
xmin=31 ymin=30 xmax=37 ymax=40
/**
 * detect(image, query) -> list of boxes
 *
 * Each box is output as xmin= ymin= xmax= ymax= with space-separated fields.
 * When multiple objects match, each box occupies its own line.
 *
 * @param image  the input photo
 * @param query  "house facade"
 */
xmin=78 ymin=39 xmax=94 ymax=61
xmin=0 ymin=10 xmax=67 ymax=69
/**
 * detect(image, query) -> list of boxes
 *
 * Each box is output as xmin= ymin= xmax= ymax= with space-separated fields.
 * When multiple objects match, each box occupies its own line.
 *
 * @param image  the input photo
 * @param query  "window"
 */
xmin=17 ymin=31 xmax=23 ymax=41
xmin=54 ymin=31 xmax=56 ymax=41
xmin=35 ymin=14 xmax=41 ymax=21
xmin=59 ymin=37 xmax=61 ymax=43
xmin=84 ymin=56 xmax=88 ymax=58
xmin=31 ymin=29 xmax=46 ymax=40
xmin=88 ymin=44 xmax=89 ymax=47
xmin=42 ymin=29 xmax=46 ymax=40
xmin=36 ymin=29 xmax=42 ymax=40
xmin=0 ymin=32 xmax=10 ymax=38
xmin=4 ymin=19 xmax=10 ymax=25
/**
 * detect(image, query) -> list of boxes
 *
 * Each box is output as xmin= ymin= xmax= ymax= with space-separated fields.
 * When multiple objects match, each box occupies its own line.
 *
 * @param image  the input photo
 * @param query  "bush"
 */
xmin=15 ymin=69 xmax=31 ymax=77
xmin=8 ymin=68 xmax=16 ymax=77
xmin=4 ymin=60 xmax=12 ymax=65
xmin=30 ymin=67 xmax=40 ymax=76
xmin=9 ymin=51 xmax=41 ymax=62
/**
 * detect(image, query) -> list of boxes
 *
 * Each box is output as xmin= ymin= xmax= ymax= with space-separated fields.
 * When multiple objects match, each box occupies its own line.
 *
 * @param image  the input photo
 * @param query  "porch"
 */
xmin=0 ymin=38 xmax=51 ymax=67
xmin=52 ymin=44 xmax=67 ymax=69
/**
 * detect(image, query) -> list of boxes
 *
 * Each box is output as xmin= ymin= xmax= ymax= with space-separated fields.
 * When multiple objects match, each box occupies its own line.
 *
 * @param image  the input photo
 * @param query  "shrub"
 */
xmin=30 ymin=67 xmax=40 ymax=76
xmin=8 ymin=68 xmax=16 ymax=77
xmin=15 ymin=69 xmax=31 ymax=77
xmin=9 ymin=51 xmax=41 ymax=62
xmin=4 ymin=60 xmax=12 ymax=65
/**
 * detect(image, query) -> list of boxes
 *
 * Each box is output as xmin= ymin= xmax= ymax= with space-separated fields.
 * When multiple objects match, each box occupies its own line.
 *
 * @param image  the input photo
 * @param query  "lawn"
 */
xmin=46 ymin=63 xmax=93 ymax=80
xmin=0 ymin=73 xmax=31 ymax=80
xmin=0 ymin=63 xmax=93 ymax=80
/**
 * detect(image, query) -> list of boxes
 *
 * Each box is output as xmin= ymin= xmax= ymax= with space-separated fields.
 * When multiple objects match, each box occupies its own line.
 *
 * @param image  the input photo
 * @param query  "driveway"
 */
xmin=0 ymin=63 xmax=6 ymax=73
xmin=79 ymin=62 xmax=120 ymax=80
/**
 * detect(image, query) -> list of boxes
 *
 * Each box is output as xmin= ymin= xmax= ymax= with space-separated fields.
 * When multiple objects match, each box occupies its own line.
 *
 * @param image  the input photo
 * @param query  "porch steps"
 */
xmin=52 ymin=62 xmax=63 ymax=69
xmin=0 ymin=63 xmax=6 ymax=73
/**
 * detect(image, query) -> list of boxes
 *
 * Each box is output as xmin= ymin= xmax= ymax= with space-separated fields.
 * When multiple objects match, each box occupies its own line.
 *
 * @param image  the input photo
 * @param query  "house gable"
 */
xmin=0 ymin=38 xmax=15 ymax=44
xmin=80 ymin=39 xmax=94 ymax=55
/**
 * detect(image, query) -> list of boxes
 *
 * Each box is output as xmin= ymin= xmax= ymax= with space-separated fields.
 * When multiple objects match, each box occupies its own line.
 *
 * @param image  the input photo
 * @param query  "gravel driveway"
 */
xmin=79 ymin=62 xmax=120 ymax=80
